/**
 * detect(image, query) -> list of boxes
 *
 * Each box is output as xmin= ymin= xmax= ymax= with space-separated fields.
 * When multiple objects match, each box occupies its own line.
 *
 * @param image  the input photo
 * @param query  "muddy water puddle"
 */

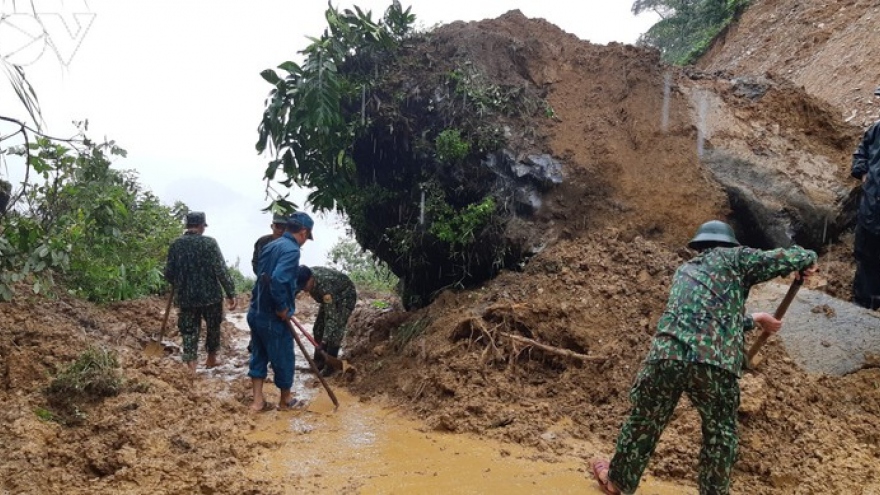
xmin=220 ymin=313 xmax=691 ymax=494
xmin=246 ymin=390 xmax=693 ymax=494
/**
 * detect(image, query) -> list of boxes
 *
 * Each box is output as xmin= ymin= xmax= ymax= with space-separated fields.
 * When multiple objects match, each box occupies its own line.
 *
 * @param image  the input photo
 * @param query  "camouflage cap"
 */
xmin=185 ymin=211 xmax=207 ymax=227
xmin=272 ymin=213 xmax=287 ymax=224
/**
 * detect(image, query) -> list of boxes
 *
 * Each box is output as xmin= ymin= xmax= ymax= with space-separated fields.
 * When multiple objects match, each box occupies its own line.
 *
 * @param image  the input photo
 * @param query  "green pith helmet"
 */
xmin=687 ymin=220 xmax=740 ymax=250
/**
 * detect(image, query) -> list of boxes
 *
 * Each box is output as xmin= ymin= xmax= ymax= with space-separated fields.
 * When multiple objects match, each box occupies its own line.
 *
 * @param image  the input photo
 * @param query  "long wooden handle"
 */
xmin=158 ymin=287 xmax=175 ymax=341
xmin=290 ymin=316 xmax=346 ymax=372
xmin=285 ymin=319 xmax=339 ymax=410
xmin=290 ymin=316 xmax=319 ymax=346
xmin=746 ymin=276 xmax=804 ymax=363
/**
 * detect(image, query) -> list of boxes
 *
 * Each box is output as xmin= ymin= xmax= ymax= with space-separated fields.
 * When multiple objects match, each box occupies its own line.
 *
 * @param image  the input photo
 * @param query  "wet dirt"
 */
xmin=699 ymin=0 xmax=880 ymax=128
xmin=246 ymin=389 xmax=692 ymax=495
xmin=3 ymin=7 xmax=880 ymax=495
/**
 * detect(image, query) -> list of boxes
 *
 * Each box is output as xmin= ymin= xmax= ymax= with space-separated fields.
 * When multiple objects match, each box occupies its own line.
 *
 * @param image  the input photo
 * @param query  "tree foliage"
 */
xmin=633 ymin=0 xmax=750 ymax=65
xmin=0 ymin=126 xmax=185 ymax=302
xmin=256 ymin=1 xmax=415 ymax=212
xmin=257 ymin=2 xmax=547 ymax=307
xmin=328 ymin=236 xmax=398 ymax=293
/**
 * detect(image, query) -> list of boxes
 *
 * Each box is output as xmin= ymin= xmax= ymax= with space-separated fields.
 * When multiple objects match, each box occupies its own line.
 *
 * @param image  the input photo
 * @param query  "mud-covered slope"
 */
xmin=699 ymin=0 xmax=880 ymax=126
xmin=348 ymin=9 xmax=860 ymax=308
xmin=342 ymin=10 xmax=879 ymax=495
xmin=347 ymin=228 xmax=880 ymax=494
xmin=0 ymin=291 xmax=281 ymax=495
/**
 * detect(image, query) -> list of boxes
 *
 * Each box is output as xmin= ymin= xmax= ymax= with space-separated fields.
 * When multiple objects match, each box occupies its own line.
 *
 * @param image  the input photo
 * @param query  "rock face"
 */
xmin=350 ymin=11 xmax=858 ymax=307
xmin=680 ymin=75 xmax=859 ymax=249
xmin=748 ymin=280 xmax=880 ymax=376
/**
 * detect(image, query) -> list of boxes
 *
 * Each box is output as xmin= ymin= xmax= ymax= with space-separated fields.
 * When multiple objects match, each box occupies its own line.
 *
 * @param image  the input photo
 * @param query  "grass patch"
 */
xmin=45 ymin=347 xmax=122 ymax=424
xmin=392 ymin=315 xmax=431 ymax=350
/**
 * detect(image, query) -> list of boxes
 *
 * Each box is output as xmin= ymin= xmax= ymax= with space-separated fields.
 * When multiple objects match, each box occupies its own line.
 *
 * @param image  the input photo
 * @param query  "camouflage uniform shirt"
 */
xmin=646 ymin=245 xmax=817 ymax=377
xmin=165 ymin=231 xmax=236 ymax=308
xmin=251 ymin=234 xmax=275 ymax=275
xmin=307 ymin=267 xmax=357 ymax=347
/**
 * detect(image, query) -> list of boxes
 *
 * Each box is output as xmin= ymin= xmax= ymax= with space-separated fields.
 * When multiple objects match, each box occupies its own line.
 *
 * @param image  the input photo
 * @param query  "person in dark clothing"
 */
xmin=296 ymin=266 xmax=357 ymax=377
xmin=251 ymin=213 xmax=288 ymax=275
xmin=247 ymin=212 xmax=314 ymax=413
xmin=590 ymin=220 xmax=817 ymax=495
xmin=851 ymin=86 xmax=880 ymax=309
xmin=164 ymin=211 xmax=237 ymax=373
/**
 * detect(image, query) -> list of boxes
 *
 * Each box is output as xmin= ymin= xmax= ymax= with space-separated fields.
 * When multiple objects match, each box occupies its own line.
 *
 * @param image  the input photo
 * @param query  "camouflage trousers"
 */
xmin=313 ymin=292 xmax=356 ymax=347
xmin=608 ymin=360 xmax=739 ymax=495
xmin=178 ymin=303 xmax=223 ymax=362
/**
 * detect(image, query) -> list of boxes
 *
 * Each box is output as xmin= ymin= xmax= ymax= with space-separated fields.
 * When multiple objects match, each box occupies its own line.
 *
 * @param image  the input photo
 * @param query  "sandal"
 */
xmin=278 ymin=398 xmax=307 ymax=411
xmin=249 ymin=401 xmax=276 ymax=414
xmin=590 ymin=459 xmax=621 ymax=495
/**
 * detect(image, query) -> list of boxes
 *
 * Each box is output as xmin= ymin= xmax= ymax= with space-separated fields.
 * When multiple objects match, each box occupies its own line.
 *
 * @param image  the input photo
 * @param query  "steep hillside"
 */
xmin=699 ymin=0 xmax=880 ymax=126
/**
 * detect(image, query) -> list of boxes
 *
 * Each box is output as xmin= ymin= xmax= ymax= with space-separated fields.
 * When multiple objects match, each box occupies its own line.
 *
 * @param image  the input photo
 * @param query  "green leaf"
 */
xmin=260 ymin=69 xmax=281 ymax=85
xmin=277 ymin=61 xmax=301 ymax=74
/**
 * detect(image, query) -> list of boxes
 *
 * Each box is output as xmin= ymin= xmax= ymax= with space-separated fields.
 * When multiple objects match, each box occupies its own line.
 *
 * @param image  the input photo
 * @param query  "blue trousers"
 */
xmin=247 ymin=311 xmax=294 ymax=390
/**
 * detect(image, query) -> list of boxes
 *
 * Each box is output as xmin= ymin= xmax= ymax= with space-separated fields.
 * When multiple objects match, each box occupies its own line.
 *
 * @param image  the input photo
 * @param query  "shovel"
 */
xmin=145 ymin=288 xmax=175 ymax=358
xmin=746 ymin=273 xmax=804 ymax=369
xmin=290 ymin=316 xmax=353 ymax=374
xmin=284 ymin=318 xmax=339 ymax=410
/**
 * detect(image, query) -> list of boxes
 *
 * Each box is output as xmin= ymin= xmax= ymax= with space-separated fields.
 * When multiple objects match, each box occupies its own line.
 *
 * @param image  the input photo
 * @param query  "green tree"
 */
xmin=328 ymin=236 xmax=398 ymax=293
xmin=256 ymin=1 xmax=415 ymax=213
xmin=228 ymin=258 xmax=255 ymax=294
xmin=633 ymin=0 xmax=750 ymax=65
xmin=0 ymin=127 xmax=185 ymax=302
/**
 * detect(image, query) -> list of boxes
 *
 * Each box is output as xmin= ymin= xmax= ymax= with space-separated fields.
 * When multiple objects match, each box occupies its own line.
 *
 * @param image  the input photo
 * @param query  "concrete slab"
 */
xmin=747 ymin=280 xmax=880 ymax=376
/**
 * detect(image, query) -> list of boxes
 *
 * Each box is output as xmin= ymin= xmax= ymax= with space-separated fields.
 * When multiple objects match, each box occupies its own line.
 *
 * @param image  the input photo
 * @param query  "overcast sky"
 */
xmin=0 ymin=0 xmax=658 ymax=276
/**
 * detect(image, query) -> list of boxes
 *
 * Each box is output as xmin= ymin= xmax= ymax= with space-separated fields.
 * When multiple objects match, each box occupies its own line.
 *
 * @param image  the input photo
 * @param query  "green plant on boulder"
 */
xmin=435 ymin=129 xmax=470 ymax=164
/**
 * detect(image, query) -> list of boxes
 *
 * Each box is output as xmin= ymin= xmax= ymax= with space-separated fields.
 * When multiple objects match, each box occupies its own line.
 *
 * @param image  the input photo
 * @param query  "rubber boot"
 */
xmin=320 ymin=345 xmax=340 ymax=377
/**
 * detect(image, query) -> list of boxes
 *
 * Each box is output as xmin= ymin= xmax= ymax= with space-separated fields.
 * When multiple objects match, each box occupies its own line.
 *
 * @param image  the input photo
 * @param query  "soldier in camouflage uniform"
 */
xmin=164 ymin=211 xmax=237 ymax=373
xmin=251 ymin=213 xmax=288 ymax=275
xmin=590 ymin=220 xmax=817 ymax=495
xmin=296 ymin=265 xmax=357 ymax=377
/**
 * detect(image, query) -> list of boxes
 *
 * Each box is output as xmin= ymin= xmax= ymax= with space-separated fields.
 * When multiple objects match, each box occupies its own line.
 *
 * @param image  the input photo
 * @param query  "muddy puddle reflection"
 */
xmin=223 ymin=313 xmax=691 ymax=494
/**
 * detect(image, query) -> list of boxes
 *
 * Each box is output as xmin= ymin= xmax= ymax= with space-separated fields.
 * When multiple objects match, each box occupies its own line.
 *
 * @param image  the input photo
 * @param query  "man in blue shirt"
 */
xmin=247 ymin=212 xmax=314 ymax=412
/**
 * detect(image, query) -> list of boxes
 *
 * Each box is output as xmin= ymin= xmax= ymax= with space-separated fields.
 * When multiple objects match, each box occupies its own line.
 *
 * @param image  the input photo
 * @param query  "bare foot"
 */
xmin=249 ymin=400 xmax=274 ymax=414
xmin=205 ymin=353 xmax=220 ymax=368
xmin=186 ymin=360 xmax=197 ymax=374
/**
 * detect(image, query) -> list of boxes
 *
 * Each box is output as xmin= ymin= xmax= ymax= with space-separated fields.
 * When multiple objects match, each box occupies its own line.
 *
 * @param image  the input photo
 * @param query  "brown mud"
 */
xmin=3 ymin=8 xmax=880 ymax=495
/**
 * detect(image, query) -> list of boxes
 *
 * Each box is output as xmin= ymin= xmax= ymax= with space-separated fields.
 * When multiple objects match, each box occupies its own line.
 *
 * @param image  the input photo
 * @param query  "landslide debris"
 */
xmin=342 ymin=9 xmax=878 ymax=494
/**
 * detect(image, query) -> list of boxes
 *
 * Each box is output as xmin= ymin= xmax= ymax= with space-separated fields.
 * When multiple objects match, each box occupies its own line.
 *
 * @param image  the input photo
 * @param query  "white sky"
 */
xmin=0 ymin=0 xmax=658 ymax=276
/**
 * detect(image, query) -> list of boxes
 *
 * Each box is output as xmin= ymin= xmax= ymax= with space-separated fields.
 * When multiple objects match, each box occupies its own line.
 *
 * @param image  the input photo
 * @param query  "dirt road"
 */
xmin=231 ymin=314 xmax=692 ymax=494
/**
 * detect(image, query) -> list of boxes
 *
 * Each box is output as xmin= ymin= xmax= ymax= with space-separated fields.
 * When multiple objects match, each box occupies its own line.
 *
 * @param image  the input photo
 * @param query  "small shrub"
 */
xmin=435 ymin=129 xmax=470 ymax=164
xmin=47 ymin=347 xmax=122 ymax=402
xmin=34 ymin=407 xmax=58 ymax=422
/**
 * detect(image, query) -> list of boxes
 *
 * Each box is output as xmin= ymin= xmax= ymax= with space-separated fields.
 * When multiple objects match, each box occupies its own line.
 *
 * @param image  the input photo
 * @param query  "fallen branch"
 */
xmin=498 ymin=331 xmax=606 ymax=363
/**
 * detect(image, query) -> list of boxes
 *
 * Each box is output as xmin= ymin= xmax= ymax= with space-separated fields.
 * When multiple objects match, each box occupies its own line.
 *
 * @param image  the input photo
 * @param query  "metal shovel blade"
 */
xmin=144 ymin=289 xmax=174 ymax=358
